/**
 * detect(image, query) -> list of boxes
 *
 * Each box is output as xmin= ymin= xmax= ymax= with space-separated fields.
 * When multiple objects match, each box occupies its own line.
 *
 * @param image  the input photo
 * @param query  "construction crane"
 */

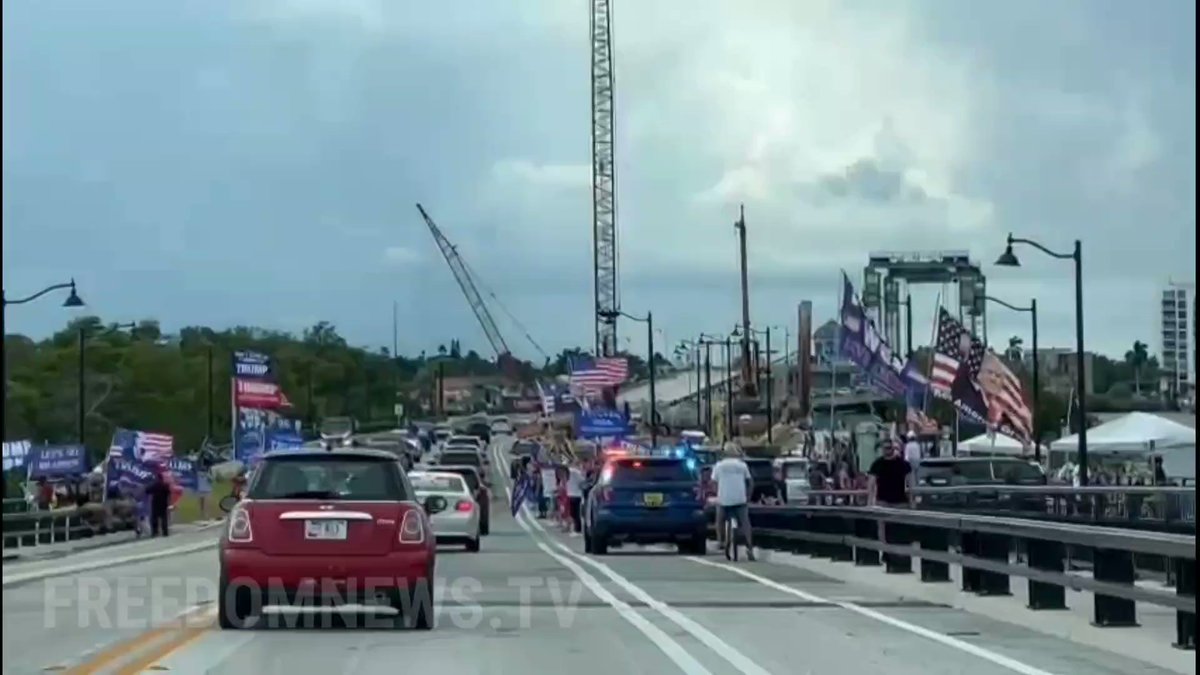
xmin=416 ymin=204 xmax=549 ymax=371
xmin=590 ymin=0 xmax=620 ymax=357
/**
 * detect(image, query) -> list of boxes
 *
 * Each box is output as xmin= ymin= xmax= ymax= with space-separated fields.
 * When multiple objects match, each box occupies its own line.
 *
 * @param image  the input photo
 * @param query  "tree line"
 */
xmin=2 ymin=317 xmax=658 ymax=459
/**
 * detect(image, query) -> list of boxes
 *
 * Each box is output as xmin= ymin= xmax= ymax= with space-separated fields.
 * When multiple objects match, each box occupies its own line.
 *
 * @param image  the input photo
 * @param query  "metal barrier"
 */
xmin=717 ymin=504 xmax=1196 ymax=650
xmin=2 ymin=506 xmax=135 ymax=552
xmin=793 ymin=485 xmax=1196 ymax=532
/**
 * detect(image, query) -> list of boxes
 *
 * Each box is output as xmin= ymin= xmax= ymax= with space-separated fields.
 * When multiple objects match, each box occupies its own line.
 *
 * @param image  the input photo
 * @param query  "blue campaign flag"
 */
xmin=106 ymin=457 xmax=157 ymax=492
xmin=233 ymin=350 xmax=273 ymax=379
xmin=266 ymin=428 xmax=304 ymax=453
xmin=511 ymin=474 xmax=533 ymax=517
xmin=576 ymin=409 xmax=633 ymax=439
xmin=839 ymin=272 xmax=907 ymax=397
xmin=165 ymin=457 xmax=199 ymax=491
xmin=27 ymin=444 xmax=89 ymax=479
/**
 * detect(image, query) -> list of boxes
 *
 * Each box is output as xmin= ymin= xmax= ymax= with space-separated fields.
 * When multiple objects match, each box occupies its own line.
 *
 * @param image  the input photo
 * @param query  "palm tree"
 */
xmin=1005 ymin=336 xmax=1024 ymax=363
xmin=1124 ymin=340 xmax=1149 ymax=394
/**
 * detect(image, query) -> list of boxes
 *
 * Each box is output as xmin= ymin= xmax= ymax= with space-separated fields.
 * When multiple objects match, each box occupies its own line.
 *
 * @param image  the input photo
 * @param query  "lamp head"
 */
xmin=63 ymin=279 xmax=85 ymax=308
xmin=995 ymin=236 xmax=1021 ymax=267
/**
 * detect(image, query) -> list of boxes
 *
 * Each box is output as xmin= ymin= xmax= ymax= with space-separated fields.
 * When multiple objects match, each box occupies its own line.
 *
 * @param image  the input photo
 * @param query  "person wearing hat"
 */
xmin=711 ymin=442 xmax=756 ymax=560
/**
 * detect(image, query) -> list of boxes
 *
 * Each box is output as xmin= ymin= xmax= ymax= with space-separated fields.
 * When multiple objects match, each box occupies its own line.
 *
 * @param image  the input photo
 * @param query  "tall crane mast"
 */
xmin=590 ymin=0 xmax=620 ymax=357
xmin=416 ymin=204 xmax=512 ymax=360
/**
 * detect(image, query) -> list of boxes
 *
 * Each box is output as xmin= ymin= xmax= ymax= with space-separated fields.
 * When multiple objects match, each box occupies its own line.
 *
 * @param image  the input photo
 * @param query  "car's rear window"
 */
xmin=779 ymin=461 xmax=809 ymax=480
xmin=410 ymin=474 xmax=466 ymax=493
xmin=609 ymin=459 xmax=697 ymax=483
xmin=919 ymin=460 xmax=994 ymax=484
xmin=448 ymin=436 xmax=480 ymax=446
xmin=993 ymin=460 xmax=1045 ymax=484
xmin=249 ymin=456 xmax=407 ymax=501
xmin=745 ymin=461 xmax=775 ymax=481
xmin=438 ymin=467 xmax=481 ymax=491
xmin=439 ymin=452 xmax=482 ymax=467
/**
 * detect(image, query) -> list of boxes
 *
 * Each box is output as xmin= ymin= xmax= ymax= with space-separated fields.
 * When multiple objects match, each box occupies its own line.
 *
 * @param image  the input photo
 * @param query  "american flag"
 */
xmin=109 ymin=428 xmax=175 ymax=463
xmin=930 ymin=308 xmax=1032 ymax=441
xmin=568 ymin=357 xmax=629 ymax=391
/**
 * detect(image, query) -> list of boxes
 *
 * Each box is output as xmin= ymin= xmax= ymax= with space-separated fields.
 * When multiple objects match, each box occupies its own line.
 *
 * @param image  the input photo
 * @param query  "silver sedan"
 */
xmin=410 ymin=470 xmax=482 ymax=552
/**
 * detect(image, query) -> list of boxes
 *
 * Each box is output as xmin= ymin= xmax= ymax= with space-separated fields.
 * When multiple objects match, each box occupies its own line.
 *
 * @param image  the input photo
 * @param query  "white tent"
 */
xmin=959 ymin=432 xmax=1028 ymax=456
xmin=1050 ymin=411 xmax=1196 ymax=455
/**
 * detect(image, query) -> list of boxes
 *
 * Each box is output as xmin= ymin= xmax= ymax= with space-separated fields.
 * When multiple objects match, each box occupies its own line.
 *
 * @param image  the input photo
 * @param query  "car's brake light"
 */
xmin=631 ymin=461 xmax=643 ymax=468
xmin=399 ymin=509 xmax=425 ymax=544
xmin=455 ymin=499 xmax=474 ymax=513
xmin=228 ymin=505 xmax=253 ymax=543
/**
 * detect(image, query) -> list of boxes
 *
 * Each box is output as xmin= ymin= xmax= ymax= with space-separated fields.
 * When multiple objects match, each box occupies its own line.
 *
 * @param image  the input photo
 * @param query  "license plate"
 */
xmin=304 ymin=520 xmax=348 ymax=540
xmin=642 ymin=492 xmax=664 ymax=508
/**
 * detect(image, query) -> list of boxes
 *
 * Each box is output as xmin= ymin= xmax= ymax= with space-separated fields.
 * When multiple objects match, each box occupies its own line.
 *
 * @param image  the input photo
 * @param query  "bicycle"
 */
xmin=723 ymin=511 xmax=740 ymax=561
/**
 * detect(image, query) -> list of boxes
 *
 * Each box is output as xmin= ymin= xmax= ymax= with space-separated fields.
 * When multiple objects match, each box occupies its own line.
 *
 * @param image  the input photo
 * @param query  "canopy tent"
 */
xmin=1050 ymin=412 xmax=1196 ymax=455
xmin=959 ymin=432 xmax=1028 ymax=456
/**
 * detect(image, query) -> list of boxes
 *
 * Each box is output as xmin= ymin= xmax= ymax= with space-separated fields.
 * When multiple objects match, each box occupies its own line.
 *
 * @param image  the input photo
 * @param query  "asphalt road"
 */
xmin=0 ymin=440 xmax=1184 ymax=675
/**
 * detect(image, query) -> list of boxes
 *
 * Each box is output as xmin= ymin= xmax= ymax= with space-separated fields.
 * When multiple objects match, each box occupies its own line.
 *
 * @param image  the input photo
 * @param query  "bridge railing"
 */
xmin=2 ymin=504 xmax=137 ymax=552
xmin=790 ymin=485 xmax=1196 ymax=531
xmin=719 ymin=503 xmax=1196 ymax=650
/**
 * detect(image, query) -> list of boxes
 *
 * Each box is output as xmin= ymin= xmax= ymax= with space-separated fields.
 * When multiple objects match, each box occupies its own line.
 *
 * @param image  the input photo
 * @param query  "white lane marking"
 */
xmin=499 ymin=443 xmax=770 ymax=675
xmin=686 ymin=557 xmax=1059 ymax=675
xmin=2 ymin=539 xmax=218 ymax=587
xmin=511 ymin=499 xmax=714 ymax=675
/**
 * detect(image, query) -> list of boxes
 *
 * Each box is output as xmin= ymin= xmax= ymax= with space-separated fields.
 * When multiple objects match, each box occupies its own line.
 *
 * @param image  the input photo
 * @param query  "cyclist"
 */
xmin=712 ymin=442 xmax=756 ymax=561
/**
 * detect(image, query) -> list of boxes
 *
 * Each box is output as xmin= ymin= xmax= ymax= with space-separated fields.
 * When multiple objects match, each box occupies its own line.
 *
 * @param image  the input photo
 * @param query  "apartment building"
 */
xmin=1160 ymin=280 xmax=1196 ymax=398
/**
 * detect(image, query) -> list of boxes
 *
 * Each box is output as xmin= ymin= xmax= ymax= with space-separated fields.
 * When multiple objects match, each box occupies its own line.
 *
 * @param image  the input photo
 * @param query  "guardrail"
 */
xmin=714 ymin=503 xmax=1196 ymax=650
xmin=2 ymin=506 xmax=135 ymax=552
xmin=792 ymin=485 xmax=1196 ymax=532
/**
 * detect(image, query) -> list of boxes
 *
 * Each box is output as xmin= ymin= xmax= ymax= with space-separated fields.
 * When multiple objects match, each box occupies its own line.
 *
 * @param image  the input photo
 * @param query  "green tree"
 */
xmin=3 ymin=317 xmax=541 ymax=461
xmin=1124 ymin=340 xmax=1150 ymax=394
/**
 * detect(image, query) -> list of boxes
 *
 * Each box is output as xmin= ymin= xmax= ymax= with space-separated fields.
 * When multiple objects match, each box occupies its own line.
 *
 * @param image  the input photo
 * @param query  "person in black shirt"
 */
xmin=147 ymin=469 xmax=171 ymax=537
xmin=868 ymin=441 xmax=913 ymax=507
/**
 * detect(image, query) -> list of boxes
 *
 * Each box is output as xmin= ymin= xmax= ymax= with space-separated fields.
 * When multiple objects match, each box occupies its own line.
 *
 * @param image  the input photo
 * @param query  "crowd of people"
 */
xmin=509 ymin=452 xmax=592 ymax=536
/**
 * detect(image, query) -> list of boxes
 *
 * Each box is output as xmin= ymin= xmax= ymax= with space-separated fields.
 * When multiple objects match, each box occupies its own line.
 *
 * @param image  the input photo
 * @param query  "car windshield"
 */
xmin=248 ymin=456 xmax=406 ymax=501
xmin=439 ymin=452 xmax=482 ymax=467
xmin=410 ymin=474 xmax=466 ymax=493
xmin=608 ymin=459 xmax=696 ymax=483
xmin=439 ymin=467 xmax=481 ymax=492
xmin=319 ymin=417 xmax=353 ymax=437
xmin=993 ymin=460 xmax=1046 ymax=484
xmin=919 ymin=460 xmax=994 ymax=485
xmin=745 ymin=461 xmax=775 ymax=481
xmin=779 ymin=461 xmax=809 ymax=480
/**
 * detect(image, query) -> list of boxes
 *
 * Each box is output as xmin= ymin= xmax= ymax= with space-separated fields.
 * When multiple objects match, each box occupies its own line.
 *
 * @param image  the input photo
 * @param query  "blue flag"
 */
xmin=511 ymin=474 xmax=533 ymax=517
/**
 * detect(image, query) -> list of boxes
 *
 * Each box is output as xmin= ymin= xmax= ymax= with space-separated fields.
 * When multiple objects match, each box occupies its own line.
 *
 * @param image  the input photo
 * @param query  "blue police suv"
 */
xmin=583 ymin=456 xmax=707 ymax=555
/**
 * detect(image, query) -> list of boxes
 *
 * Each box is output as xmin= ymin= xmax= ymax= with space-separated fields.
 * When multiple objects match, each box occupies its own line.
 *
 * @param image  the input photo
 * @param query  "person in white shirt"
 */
xmin=903 ymin=431 xmax=922 ymax=466
xmin=539 ymin=465 xmax=558 ymax=519
xmin=711 ymin=443 xmax=756 ymax=560
xmin=565 ymin=465 xmax=585 ymax=535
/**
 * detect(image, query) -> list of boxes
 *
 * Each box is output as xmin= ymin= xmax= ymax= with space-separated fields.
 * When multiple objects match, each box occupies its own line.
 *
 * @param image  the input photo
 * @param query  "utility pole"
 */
xmin=206 ymin=345 xmax=214 ymax=440
xmin=734 ymin=205 xmax=755 ymax=396
xmin=765 ymin=328 xmax=773 ymax=444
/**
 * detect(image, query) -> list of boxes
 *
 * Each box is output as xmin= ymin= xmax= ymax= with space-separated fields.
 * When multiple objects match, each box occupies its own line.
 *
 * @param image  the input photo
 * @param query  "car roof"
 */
xmin=409 ymin=470 xmax=467 ymax=482
xmin=261 ymin=448 xmax=400 ymax=461
xmin=436 ymin=464 xmax=482 ymax=474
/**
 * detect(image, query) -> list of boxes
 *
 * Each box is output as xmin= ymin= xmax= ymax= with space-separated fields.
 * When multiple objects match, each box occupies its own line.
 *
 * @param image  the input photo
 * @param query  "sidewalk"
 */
xmin=2 ymin=519 xmax=224 ymax=565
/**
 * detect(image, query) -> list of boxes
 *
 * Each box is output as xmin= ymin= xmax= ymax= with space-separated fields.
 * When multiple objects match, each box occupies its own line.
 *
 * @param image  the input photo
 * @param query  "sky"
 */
xmin=3 ymin=0 xmax=1195 ymax=363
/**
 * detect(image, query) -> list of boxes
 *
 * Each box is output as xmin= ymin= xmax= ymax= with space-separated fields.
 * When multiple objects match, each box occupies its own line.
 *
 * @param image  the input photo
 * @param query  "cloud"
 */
xmin=383 ymin=246 xmax=420 ymax=264
xmin=490 ymin=159 xmax=590 ymax=190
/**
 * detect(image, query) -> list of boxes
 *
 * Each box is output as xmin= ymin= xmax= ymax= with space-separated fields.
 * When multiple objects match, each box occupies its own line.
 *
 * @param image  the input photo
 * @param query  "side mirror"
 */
xmin=424 ymin=495 xmax=448 ymax=515
xmin=219 ymin=494 xmax=240 ymax=513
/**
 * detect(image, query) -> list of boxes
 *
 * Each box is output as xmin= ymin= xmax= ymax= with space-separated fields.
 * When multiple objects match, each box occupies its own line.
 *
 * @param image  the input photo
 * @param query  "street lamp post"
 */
xmin=600 ymin=309 xmax=657 ymax=448
xmin=724 ymin=336 xmax=734 ymax=441
xmin=984 ymin=295 xmax=1040 ymax=462
xmin=996 ymin=235 xmax=1088 ymax=483
xmin=2 ymin=280 xmax=85 ymax=442
xmin=699 ymin=334 xmax=722 ymax=436
xmin=746 ymin=326 xmax=778 ymax=444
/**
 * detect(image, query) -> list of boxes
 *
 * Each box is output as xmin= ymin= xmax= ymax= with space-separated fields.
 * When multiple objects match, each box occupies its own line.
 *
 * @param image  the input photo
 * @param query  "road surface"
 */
xmin=0 ymin=442 xmax=1184 ymax=675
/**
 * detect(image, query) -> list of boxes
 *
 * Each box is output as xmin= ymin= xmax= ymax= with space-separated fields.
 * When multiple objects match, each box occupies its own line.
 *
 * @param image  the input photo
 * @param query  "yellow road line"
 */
xmin=62 ymin=625 xmax=177 ymax=675
xmin=113 ymin=612 xmax=215 ymax=674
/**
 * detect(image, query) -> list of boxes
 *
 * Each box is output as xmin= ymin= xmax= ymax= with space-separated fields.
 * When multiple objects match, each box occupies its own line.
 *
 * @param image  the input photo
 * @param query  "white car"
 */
xmin=410 ymin=471 xmax=481 ymax=552
xmin=774 ymin=457 xmax=814 ymax=504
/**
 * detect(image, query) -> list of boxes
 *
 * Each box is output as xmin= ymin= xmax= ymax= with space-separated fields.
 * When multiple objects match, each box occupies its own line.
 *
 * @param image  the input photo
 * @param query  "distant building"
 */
xmin=1160 ymin=280 xmax=1196 ymax=399
xmin=1026 ymin=348 xmax=1095 ymax=397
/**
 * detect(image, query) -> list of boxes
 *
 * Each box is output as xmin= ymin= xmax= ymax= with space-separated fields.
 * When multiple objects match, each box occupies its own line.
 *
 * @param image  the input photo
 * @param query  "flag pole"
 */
xmin=923 ymin=291 xmax=942 ymax=412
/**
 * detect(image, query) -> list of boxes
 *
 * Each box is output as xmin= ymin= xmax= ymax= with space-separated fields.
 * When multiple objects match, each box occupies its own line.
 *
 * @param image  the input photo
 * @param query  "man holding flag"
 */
xmin=511 ymin=463 xmax=534 ymax=517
